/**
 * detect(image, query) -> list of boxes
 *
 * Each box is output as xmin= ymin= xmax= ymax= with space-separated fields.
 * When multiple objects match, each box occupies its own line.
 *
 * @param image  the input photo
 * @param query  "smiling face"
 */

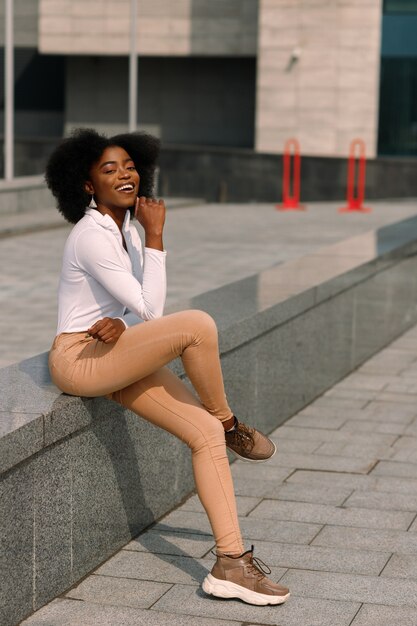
xmin=84 ymin=145 xmax=140 ymax=211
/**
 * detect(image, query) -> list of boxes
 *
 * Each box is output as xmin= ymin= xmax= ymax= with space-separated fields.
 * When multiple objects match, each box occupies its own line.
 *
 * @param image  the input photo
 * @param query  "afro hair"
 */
xmin=45 ymin=128 xmax=160 ymax=224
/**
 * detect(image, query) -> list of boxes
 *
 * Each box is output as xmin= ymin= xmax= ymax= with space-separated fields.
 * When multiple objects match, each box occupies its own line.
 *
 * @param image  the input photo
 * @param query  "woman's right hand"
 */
xmin=135 ymin=196 xmax=165 ymax=251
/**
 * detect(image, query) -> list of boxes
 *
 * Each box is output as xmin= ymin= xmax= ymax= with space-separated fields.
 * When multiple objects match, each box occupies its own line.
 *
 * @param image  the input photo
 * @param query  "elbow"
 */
xmin=141 ymin=305 xmax=164 ymax=321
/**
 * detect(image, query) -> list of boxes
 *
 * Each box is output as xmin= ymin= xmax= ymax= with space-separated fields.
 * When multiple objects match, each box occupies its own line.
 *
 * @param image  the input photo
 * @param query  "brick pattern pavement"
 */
xmin=21 ymin=324 xmax=417 ymax=626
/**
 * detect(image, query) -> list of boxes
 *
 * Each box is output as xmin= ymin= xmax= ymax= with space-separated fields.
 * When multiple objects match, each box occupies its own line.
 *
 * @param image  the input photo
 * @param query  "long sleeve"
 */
xmin=74 ymin=228 xmax=166 ymax=321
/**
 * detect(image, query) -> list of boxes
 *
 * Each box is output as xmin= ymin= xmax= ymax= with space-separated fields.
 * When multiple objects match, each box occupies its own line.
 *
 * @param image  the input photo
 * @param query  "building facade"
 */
xmin=1 ymin=0 xmax=416 ymax=175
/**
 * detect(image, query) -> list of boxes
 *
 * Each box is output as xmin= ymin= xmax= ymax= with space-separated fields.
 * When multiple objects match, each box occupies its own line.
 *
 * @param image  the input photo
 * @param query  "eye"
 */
xmin=127 ymin=165 xmax=136 ymax=171
xmin=103 ymin=169 xmax=116 ymax=174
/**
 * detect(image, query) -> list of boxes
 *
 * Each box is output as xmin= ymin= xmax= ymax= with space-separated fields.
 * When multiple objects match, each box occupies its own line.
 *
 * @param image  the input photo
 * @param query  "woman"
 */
xmin=46 ymin=128 xmax=290 ymax=607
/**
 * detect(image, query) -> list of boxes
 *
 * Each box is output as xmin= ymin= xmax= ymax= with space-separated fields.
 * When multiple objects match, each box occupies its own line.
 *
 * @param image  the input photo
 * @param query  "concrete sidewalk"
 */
xmin=20 ymin=323 xmax=417 ymax=626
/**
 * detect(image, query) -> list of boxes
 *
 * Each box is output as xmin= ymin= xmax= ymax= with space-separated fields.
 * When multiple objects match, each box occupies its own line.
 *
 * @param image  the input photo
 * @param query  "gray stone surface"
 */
xmin=247 ymin=540 xmax=390 ymax=576
xmin=124 ymin=530 xmax=215 ymax=559
xmin=248 ymin=500 xmax=414 ymax=531
xmin=279 ymin=569 xmax=417 ymax=607
xmin=15 ymin=320 xmax=417 ymax=626
xmin=65 ymin=574 xmax=172 ymax=609
xmin=351 ymin=605 xmax=417 ymax=626
xmin=153 ymin=583 xmax=360 ymax=626
xmin=20 ymin=599 xmax=239 ymax=625
xmin=312 ymin=526 xmax=417 ymax=554
xmin=0 ymin=465 xmax=33 ymax=626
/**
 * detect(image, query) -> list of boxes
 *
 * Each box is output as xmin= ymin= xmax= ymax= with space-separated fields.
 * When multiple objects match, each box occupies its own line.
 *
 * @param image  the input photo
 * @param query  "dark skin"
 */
xmin=83 ymin=145 xmax=165 ymax=344
xmin=83 ymin=146 xmax=234 ymax=430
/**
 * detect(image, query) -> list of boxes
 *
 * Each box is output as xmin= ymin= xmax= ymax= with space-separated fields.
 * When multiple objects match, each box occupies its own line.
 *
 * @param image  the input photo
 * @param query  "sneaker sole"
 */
xmin=202 ymin=573 xmax=290 ymax=606
xmin=227 ymin=440 xmax=277 ymax=463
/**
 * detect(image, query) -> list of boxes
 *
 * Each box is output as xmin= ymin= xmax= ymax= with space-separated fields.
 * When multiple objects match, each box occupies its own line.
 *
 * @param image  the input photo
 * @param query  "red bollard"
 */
xmin=339 ymin=139 xmax=371 ymax=213
xmin=276 ymin=138 xmax=305 ymax=211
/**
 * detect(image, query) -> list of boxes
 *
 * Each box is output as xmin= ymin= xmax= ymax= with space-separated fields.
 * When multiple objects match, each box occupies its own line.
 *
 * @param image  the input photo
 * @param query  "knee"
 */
xmin=187 ymin=309 xmax=218 ymax=341
xmin=192 ymin=415 xmax=226 ymax=453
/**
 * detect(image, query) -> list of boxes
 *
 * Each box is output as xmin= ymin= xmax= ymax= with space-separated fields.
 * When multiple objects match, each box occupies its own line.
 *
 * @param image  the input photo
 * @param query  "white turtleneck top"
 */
xmin=55 ymin=207 xmax=166 ymax=335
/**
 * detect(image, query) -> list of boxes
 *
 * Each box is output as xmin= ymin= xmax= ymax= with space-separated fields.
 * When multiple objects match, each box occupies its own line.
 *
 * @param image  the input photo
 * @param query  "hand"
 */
xmin=135 ymin=196 xmax=165 ymax=251
xmin=87 ymin=317 xmax=126 ymax=343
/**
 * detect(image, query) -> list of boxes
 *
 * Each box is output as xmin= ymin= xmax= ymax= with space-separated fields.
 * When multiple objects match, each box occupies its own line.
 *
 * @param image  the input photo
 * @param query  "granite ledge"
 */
xmin=2 ymin=214 xmax=417 ymax=474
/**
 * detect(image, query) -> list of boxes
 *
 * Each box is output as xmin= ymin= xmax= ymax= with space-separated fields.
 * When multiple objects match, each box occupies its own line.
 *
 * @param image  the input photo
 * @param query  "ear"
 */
xmin=84 ymin=181 xmax=94 ymax=195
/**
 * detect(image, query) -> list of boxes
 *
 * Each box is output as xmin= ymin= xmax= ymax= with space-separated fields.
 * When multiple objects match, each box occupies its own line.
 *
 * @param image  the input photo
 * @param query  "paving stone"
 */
xmin=314 ymin=441 xmax=394 ymax=459
xmin=285 ymin=412 xmax=348 ymax=429
xmin=259 ymin=451 xmax=376 ymax=474
xmin=264 ymin=483 xmax=353 ymax=506
xmin=232 ymin=473 xmax=294 ymax=497
xmin=324 ymin=387 xmax=377 ymax=401
xmin=377 ymin=391 xmax=417 ymax=404
xmin=404 ymin=418 xmax=417 ymax=436
xmin=277 ymin=425 xmax=397 ymax=446
xmin=152 ymin=510 xmax=322 ymax=545
xmin=248 ymin=500 xmax=413 ymax=530
xmin=181 ymin=494 xmax=261 ymax=516
xmin=344 ymin=490 xmax=417 ymax=512
xmin=380 ymin=553 xmax=417 ymax=579
xmin=385 ymin=447 xmax=417 ymax=463
xmin=409 ymin=517 xmax=417 ymax=532
xmin=65 ymin=574 xmax=172 ymax=608
xmin=385 ymin=381 xmax=417 ymax=394
xmin=287 ymin=470 xmax=417 ymax=495
xmin=312 ymin=525 xmax=417 ymax=554
xmin=152 ymin=582 xmax=360 ymax=626
xmin=357 ymin=401 xmax=417 ymax=424
xmin=20 ymin=598 xmax=238 ymax=625
xmin=267 ymin=437 xmax=322 ymax=454
xmin=332 ymin=374 xmax=399 ymax=392
xmin=252 ymin=540 xmax=390 ymax=576
xmin=230 ymin=462 xmax=296 ymax=482
xmin=123 ymin=530 xmax=215 ymax=559
xmin=351 ymin=604 xmax=417 ymax=626
xmin=340 ymin=420 xmax=408 ymax=436
xmin=279 ymin=569 xmax=417 ymax=607
xmin=371 ymin=461 xmax=417 ymax=479
xmin=307 ymin=396 xmax=368 ymax=410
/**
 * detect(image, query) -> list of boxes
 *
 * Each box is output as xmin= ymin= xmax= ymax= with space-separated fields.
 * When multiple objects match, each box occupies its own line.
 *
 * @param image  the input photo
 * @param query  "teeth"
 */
xmin=117 ymin=184 xmax=134 ymax=191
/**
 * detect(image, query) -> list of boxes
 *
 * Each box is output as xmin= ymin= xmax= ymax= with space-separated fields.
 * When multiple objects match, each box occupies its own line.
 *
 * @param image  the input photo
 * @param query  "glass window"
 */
xmin=378 ymin=58 xmax=417 ymax=156
xmin=384 ymin=0 xmax=417 ymax=14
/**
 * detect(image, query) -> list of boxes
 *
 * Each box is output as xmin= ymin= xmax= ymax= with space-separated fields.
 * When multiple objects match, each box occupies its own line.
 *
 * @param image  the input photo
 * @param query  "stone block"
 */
xmin=65 ymin=574 xmax=172 ymax=609
xmin=280 ymin=569 xmax=417 ymax=607
xmin=312 ymin=525 xmax=417 ymax=554
xmin=252 ymin=539 xmax=390 ymax=575
xmin=20 ymin=598 xmax=237 ymax=625
xmin=152 ymin=509 xmax=321 ymax=545
xmin=264 ymin=482 xmax=353 ymax=506
xmin=123 ymin=529 xmax=215 ymax=559
xmin=351 ymin=604 xmax=417 ymax=626
xmin=32 ymin=440 xmax=72 ymax=610
xmin=248 ymin=499 xmax=413 ymax=530
xmin=153 ymin=583 xmax=360 ymax=626
xmin=0 ymin=465 xmax=33 ymax=626
xmin=371 ymin=461 xmax=417 ymax=479
xmin=380 ymin=554 xmax=417 ymax=580
xmin=0 ymin=411 xmax=43 ymax=474
xmin=264 ymin=451 xmax=376 ymax=474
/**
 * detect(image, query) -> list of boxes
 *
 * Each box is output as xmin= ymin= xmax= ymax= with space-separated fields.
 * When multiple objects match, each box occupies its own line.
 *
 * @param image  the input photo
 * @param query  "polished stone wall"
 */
xmin=2 ymin=216 xmax=417 ymax=625
xmin=256 ymin=0 xmax=383 ymax=157
xmin=38 ymin=0 xmax=258 ymax=56
xmin=159 ymin=145 xmax=417 ymax=202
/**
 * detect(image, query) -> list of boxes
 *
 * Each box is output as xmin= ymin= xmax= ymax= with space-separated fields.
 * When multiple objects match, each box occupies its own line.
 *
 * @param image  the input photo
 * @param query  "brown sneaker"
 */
xmin=202 ymin=545 xmax=290 ymax=606
xmin=225 ymin=417 xmax=276 ymax=462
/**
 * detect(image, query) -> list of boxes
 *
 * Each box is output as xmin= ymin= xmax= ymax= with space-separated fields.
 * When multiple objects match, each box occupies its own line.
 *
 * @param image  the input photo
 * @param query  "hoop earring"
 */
xmin=88 ymin=194 xmax=97 ymax=208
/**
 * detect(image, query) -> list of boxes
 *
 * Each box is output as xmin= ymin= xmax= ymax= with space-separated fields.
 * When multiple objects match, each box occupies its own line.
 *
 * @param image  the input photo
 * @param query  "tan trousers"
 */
xmin=48 ymin=309 xmax=244 ymax=554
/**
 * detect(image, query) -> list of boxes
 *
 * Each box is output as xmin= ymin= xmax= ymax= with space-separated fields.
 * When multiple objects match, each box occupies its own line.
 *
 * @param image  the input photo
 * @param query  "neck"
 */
xmin=95 ymin=205 xmax=128 ymax=231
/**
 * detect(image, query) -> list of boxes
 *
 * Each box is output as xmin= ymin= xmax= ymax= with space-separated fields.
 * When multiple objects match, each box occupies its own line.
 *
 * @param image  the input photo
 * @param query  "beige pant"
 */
xmin=48 ymin=309 xmax=244 ymax=554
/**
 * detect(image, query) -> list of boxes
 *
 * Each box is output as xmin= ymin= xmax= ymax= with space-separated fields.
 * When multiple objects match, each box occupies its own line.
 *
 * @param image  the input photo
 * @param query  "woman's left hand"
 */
xmin=87 ymin=317 xmax=126 ymax=343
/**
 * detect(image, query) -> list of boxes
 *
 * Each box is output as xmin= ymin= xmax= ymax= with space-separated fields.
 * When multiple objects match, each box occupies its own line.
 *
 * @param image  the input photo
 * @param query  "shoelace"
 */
xmin=247 ymin=555 xmax=272 ymax=580
xmin=226 ymin=422 xmax=255 ymax=452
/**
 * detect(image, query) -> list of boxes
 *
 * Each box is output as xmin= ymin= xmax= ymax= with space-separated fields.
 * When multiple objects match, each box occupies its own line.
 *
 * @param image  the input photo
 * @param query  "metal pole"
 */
xmin=4 ymin=0 xmax=14 ymax=179
xmin=128 ymin=0 xmax=138 ymax=132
